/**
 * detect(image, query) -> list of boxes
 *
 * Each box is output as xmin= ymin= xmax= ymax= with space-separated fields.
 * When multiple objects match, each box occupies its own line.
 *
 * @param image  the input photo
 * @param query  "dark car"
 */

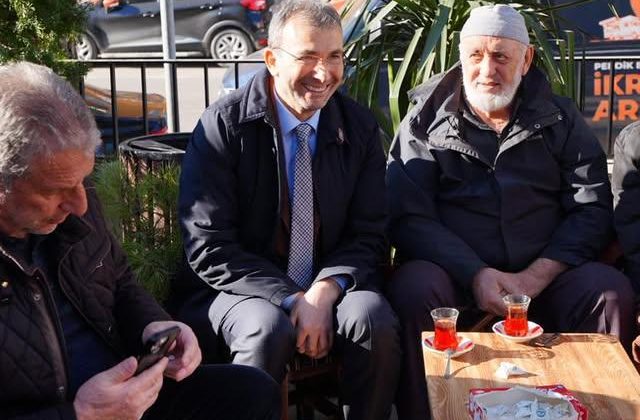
xmin=76 ymin=0 xmax=271 ymax=61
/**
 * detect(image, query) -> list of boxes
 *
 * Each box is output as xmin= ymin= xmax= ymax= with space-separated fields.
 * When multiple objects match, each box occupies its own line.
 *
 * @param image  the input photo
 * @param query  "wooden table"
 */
xmin=422 ymin=332 xmax=640 ymax=419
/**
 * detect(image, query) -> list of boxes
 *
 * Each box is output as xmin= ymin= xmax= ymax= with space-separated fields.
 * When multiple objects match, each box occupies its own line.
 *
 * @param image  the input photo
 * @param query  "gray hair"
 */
xmin=0 ymin=61 xmax=101 ymax=188
xmin=268 ymin=0 xmax=342 ymax=48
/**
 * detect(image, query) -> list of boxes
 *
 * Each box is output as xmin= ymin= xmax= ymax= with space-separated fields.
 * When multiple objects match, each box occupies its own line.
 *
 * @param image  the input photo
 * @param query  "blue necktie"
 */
xmin=287 ymin=123 xmax=314 ymax=290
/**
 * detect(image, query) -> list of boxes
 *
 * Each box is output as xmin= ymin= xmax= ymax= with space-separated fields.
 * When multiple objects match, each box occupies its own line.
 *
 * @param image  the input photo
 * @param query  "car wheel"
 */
xmin=209 ymin=28 xmax=254 ymax=61
xmin=75 ymin=34 xmax=97 ymax=61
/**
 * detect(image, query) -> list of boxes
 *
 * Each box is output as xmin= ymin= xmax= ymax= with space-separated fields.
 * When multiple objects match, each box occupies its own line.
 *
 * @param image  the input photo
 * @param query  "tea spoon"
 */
xmin=444 ymin=349 xmax=453 ymax=379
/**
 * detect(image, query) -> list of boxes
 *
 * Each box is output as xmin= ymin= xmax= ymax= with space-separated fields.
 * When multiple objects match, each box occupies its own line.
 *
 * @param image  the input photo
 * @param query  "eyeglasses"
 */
xmin=275 ymin=47 xmax=345 ymax=67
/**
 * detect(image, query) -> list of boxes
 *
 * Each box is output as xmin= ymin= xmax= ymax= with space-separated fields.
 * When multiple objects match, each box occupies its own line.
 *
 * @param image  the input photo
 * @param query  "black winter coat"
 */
xmin=388 ymin=64 xmax=613 ymax=289
xmin=0 ymin=185 xmax=170 ymax=419
xmin=613 ymin=120 xmax=640 ymax=294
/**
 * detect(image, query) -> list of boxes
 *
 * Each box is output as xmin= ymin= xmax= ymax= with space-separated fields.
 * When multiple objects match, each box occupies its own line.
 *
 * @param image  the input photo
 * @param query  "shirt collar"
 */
xmin=273 ymin=87 xmax=321 ymax=136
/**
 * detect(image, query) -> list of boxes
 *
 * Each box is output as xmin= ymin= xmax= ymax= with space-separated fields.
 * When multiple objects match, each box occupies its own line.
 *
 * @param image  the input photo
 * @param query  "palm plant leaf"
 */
xmin=415 ymin=3 xmax=452 ymax=84
xmin=389 ymin=26 xmax=423 ymax=129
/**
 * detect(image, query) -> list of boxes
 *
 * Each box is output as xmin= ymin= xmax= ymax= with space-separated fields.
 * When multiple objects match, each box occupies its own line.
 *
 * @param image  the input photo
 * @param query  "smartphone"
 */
xmin=135 ymin=325 xmax=181 ymax=375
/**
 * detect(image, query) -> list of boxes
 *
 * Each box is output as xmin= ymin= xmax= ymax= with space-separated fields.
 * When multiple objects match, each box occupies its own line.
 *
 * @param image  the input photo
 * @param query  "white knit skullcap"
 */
xmin=460 ymin=5 xmax=530 ymax=46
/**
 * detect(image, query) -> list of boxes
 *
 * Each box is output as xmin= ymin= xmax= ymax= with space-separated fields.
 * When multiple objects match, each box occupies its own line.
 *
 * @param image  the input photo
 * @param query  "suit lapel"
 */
xmin=313 ymin=96 xmax=346 ymax=242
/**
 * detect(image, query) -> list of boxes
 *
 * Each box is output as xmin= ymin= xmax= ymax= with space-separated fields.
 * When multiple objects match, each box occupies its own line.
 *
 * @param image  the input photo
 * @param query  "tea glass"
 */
xmin=503 ymin=294 xmax=531 ymax=337
xmin=430 ymin=307 xmax=459 ymax=351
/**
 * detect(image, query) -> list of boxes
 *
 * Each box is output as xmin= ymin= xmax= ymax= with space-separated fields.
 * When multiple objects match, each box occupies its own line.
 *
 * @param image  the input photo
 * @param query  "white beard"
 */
xmin=462 ymin=68 xmax=522 ymax=114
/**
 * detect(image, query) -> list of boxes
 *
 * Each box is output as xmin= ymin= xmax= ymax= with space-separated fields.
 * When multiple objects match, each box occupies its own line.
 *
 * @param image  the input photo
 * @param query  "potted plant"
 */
xmin=93 ymin=158 xmax=182 ymax=303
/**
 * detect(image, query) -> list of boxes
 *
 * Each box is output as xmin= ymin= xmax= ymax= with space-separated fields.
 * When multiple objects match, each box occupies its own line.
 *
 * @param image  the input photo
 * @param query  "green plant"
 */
xmin=344 ymin=0 xmax=594 ymax=137
xmin=0 ymin=0 xmax=87 ymax=81
xmin=93 ymin=159 xmax=182 ymax=303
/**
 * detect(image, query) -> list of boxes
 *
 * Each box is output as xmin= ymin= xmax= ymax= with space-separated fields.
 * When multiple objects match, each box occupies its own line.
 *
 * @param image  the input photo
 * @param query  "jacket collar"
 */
xmin=54 ymin=213 xmax=92 ymax=247
xmin=238 ymin=68 xmax=346 ymax=146
xmin=0 ymin=214 xmax=91 ymax=275
xmin=238 ymin=68 xmax=278 ymax=127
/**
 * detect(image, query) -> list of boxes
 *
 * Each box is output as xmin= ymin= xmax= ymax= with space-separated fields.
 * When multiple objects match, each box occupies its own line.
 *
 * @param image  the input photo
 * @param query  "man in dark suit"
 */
xmin=175 ymin=0 xmax=400 ymax=418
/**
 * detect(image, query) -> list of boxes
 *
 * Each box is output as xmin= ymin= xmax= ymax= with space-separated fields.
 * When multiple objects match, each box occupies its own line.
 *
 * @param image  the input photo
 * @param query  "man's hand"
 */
xmin=515 ymin=258 xmax=568 ymax=298
xmin=472 ymin=259 xmax=568 ymax=315
xmin=471 ymin=268 xmax=511 ymax=315
xmin=290 ymin=279 xmax=341 ymax=359
xmin=74 ymin=356 xmax=167 ymax=420
xmin=142 ymin=321 xmax=202 ymax=382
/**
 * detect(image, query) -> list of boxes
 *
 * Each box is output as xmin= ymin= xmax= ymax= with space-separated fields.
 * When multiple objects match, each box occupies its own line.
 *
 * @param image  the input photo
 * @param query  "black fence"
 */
xmin=78 ymin=58 xmax=262 ymax=155
xmin=78 ymin=55 xmax=640 ymax=157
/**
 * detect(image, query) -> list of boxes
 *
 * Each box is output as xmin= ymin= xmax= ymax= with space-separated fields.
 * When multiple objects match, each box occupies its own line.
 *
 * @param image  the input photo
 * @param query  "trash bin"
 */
xmin=115 ymin=133 xmax=190 ymax=275
xmin=118 ymin=132 xmax=190 ymax=178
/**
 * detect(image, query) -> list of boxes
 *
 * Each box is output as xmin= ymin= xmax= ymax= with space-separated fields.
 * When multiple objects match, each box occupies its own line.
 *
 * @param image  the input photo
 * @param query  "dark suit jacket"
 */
xmin=176 ymin=69 xmax=388 ymax=307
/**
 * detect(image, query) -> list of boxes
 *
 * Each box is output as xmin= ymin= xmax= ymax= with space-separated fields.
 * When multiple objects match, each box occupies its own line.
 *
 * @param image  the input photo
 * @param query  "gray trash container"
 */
xmin=118 ymin=133 xmax=190 ymax=172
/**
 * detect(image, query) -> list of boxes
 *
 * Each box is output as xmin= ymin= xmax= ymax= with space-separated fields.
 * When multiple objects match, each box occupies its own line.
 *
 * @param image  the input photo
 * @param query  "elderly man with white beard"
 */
xmin=385 ymin=5 xmax=635 ymax=420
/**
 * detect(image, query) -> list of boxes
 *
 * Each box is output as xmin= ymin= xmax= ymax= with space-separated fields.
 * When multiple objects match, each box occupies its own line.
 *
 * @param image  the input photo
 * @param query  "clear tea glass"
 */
xmin=503 ymin=294 xmax=531 ymax=337
xmin=430 ymin=307 xmax=459 ymax=351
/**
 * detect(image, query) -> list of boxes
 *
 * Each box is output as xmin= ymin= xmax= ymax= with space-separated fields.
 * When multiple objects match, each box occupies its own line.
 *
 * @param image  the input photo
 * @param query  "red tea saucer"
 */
xmin=423 ymin=335 xmax=475 ymax=358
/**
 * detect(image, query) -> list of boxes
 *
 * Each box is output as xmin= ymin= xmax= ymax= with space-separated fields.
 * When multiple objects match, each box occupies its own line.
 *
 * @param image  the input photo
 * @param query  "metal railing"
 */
xmin=78 ymin=58 xmax=262 ymax=154
xmin=77 ymin=55 xmax=640 ymax=156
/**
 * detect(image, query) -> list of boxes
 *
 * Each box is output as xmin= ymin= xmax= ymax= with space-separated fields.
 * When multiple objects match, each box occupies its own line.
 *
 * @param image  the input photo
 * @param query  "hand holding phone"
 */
xmin=135 ymin=325 xmax=181 ymax=375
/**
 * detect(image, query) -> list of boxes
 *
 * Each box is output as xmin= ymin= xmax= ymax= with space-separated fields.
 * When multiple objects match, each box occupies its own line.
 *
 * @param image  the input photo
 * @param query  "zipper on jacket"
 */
xmin=32 ymin=270 xmax=71 ymax=401
xmin=0 ymin=244 xmax=70 ymax=399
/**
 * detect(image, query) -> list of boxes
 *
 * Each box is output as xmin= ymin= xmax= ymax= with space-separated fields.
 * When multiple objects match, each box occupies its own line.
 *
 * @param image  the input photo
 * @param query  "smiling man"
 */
xmin=175 ymin=0 xmax=400 ymax=418
xmin=386 ymin=5 xmax=634 ymax=420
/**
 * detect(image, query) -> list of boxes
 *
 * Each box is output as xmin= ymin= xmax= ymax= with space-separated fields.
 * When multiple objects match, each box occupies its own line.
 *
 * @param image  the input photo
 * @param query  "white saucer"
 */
xmin=492 ymin=320 xmax=544 ymax=343
xmin=422 ymin=335 xmax=475 ymax=358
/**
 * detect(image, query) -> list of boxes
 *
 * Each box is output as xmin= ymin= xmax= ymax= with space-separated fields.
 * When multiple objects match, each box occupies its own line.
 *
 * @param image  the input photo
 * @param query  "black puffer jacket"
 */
xmin=613 ymin=120 xmax=640 ymax=294
xmin=0 ymin=184 xmax=170 ymax=419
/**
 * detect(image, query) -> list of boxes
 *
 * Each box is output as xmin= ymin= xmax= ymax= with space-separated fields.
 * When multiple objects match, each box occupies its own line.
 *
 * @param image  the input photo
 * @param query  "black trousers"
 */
xmin=200 ymin=289 xmax=402 ymax=420
xmin=144 ymin=364 xmax=281 ymax=420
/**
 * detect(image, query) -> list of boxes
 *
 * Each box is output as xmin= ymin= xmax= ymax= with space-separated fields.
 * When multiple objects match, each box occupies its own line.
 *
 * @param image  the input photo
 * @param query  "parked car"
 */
xmin=84 ymin=84 xmax=168 ymax=154
xmin=76 ymin=0 xmax=272 ymax=61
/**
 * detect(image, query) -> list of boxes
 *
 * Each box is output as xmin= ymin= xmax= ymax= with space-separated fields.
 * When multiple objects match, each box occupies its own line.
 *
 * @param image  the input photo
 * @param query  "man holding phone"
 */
xmin=0 ymin=61 xmax=280 ymax=420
